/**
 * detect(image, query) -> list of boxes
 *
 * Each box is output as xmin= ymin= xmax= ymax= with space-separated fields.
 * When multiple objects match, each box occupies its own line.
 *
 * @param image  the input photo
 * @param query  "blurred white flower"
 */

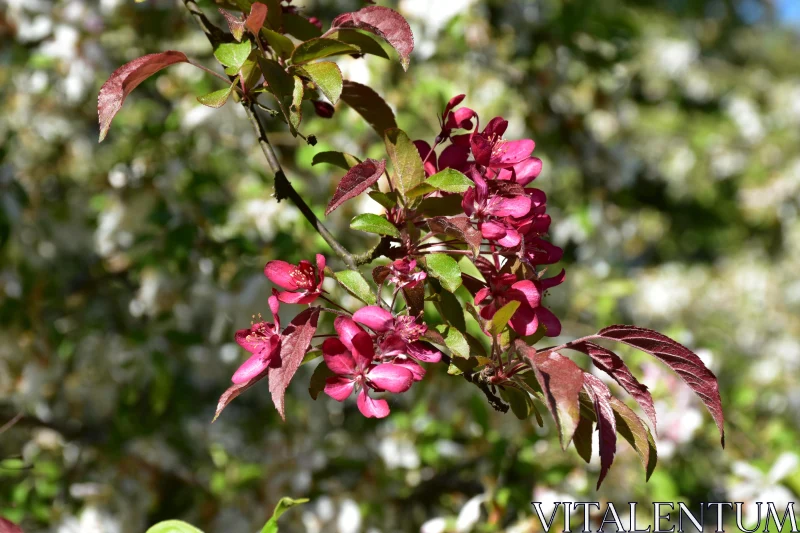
xmin=455 ymin=494 xmax=485 ymax=533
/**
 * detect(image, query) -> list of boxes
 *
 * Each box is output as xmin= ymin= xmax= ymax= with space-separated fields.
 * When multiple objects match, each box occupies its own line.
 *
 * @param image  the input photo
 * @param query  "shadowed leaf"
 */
xmin=340 ymin=81 xmax=397 ymax=138
xmin=573 ymin=416 xmax=593 ymax=463
xmin=384 ymin=128 xmax=425 ymax=197
xmin=290 ymin=38 xmax=360 ymax=65
xmin=312 ymin=151 xmax=361 ymax=170
xmin=610 ymin=396 xmax=657 ymax=480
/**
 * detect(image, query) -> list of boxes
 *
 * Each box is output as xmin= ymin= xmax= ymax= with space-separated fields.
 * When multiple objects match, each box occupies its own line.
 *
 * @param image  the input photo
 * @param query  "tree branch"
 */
xmin=181 ymin=0 xmax=358 ymax=270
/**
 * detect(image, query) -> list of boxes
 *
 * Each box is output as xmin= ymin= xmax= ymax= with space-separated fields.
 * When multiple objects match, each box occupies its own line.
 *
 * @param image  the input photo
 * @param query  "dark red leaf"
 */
xmin=372 ymin=265 xmax=390 ymax=285
xmin=403 ymin=283 xmax=425 ymax=317
xmin=427 ymin=216 xmax=482 ymax=257
xmin=583 ymin=373 xmax=617 ymax=489
xmin=610 ymin=396 xmax=657 ymax=479
xmin=340 ymin=80 xmax=397 ymax=138
xmin=596 ymin=324 xmax=724 ymax=446
xmin=268 ymin=307 xmax=320 ymax=420
xmin=245 ymin=2 xmax=268 ymax=34
xmin=330 ymin=6 xmax=414 ymax=70
xmin=517 ymin=341 xmax=583 ymax=450
xmin=97 ymin=51 xmax=189 ymax=142
xmin=571 ymin=341 xmax=657 ymax=433
xmin=0 ymin=518 xmax=24 ymax=533
xmin=312 ymin=100 xmax=335 ymax=118
xmin=325 ymin=158 xmax=386 ymax=215
xmin=212 ymin=365 xmax=269 ymax=423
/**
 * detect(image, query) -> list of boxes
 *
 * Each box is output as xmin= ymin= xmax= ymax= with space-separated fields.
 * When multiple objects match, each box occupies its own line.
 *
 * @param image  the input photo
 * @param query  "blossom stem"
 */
xmin=181 ymin=0 xmax=359 ymax=270
xmin=321 ymin=295 xmax=349 ymax=312
xmin=317 ymin=307 xmax=352 ymax=317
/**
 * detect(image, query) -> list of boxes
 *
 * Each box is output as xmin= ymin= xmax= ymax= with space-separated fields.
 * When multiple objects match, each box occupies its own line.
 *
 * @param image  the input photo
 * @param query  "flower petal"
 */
xmin=322 ymin=337 xmax=356 ymax=375
xmin=536 ymin=307 xmax=562 ymax=337
xmin=407 ymin=341 xmax=442 ymax=363
xmin=491 ymin=195 xmax=532 ymax=218
xmin=480 ymin=220 xmax=507 ymax=240
xmin=540 ymin=269 xmax=566 ymax=290
xmin=512 ymin=157 xmax=542 ymax=185
xmin=315 ymin=254 xmax=326 ymax=284
xmin=231 ymin=353 xmax=269 ymax=384
xmin=268 ymin=293 xmax=280 ymax=328
xmin=510 ymin=304 xmax=539 ymax=336
xmin=357 ymin=388 xmax=390 ymax=418
xmin=438 ymin=144 xmax=470 ymax=171
xmin=324 ymin=376 xmax=356 ymax=401
xmin=393 ymin=359 xmax=426 ymax=381
xmin=353 ymin=306 xmax=395 ymax=333
xmin=264 ymin=260 xmax=300 ymax=290
xmin=510 ymin=280 xmax=542 ymax=307
xmin=414 ymin=139 xmax=437 ymax=176
xmin=334 ymin=316 xmax=366 ymax=354
xmin=490 ymin=139 xmax=534 ymax=167
xmin=351 ymin=331 xmax=376 ymax=369
xmin=367 ymin=363 xmax=414 ymax=393
xmin=276 ymin=291 xmax=310 ymax=304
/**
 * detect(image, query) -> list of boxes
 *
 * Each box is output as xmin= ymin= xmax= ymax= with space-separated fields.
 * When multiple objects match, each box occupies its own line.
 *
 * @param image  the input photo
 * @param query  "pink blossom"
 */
xmin=462 ymin=171 xmax=531 ymax=247
xmin=323 ymin=317 xmax=414 ymax=418
xmin=352 ymin=306 xmax=441 ymax=381
xmin=469 ymin=117 xmax=535 ymax=169
xmin=232 ymin=292 xmax=281 ymax=384
xmin=387 ymin=258 xmax=427 ymax=290
xmin=264 ymin=254 xmax=326 ymax=304
xmin=439 ymin=94 xmax=477 ymax=140
xmin=473 ymin=260 xmax=563 ymax=337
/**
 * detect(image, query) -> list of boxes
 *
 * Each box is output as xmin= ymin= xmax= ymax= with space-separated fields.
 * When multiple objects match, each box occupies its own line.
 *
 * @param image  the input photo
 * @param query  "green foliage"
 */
xmin=350 ymin=213 xmax=400 ymax=238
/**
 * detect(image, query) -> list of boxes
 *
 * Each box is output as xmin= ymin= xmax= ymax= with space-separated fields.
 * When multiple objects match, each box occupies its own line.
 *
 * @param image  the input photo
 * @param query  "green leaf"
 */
xmin=261 ymin=497 xmax=310 ymax=533
xmin=330 ymin=30 xmax=390 ymax=60
xmin=214 ymin=41 xmax=252 ymax=70
xmin=196 ymin=82 xmax=235 ymax=108
xmin=261 ymin=28 xmax=295 ymax=59
xmin=289 ymin=75 xmax=303 ymax=132
xmin=437 ymin=289 xmax=466 ymax=332
xmin=333 ymin=270 xmax=377 ymax=305
xmin=435 ymin=325 xmax=470 ymax=359
xmin=350 ymin=214 xmax=400 ymax=238
xmin=426 ymin=168 xmax=474 ymax=193
xmin=283 ymin=13 xmax=322 ymax=40
xmin=489 ymin=300 xmax=520 ymax=335
xmin=146 ymin=520 xmax=204 ymax=533
xmin=405 ymin=183 xmax=436 ymax=198
xmin=368 ymin=191 xmax=397 ymax=210
xmin=258 ymin=57 xmax=302 ymax=134
xmin=340 ymin=81 xmax=397 ymax=138
xmin=297 ymin=61 xmax=343 ymax=104
xmin=291 ymin=38 xmax=360 ymax=65
xmin=500 ymin=386 xmax=534 ymax=421
xmin=424 ymin=254 xmax=462 ymax=293
xmin=384 ymin=128 xmax=424 ymax=198
xmin=573 ymin=416 xmax=594 ymax=463
xmin=308 ymin=363 xmax=334 ymax=400
xmin=311 ymin=151 xmax=361 ymax=170
xmin=417 ymin=195 xmax=464 ymax=216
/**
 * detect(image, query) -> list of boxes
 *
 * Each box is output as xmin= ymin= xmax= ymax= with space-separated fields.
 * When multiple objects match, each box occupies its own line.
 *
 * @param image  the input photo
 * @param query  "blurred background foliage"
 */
xmin=2 ymin=0 xmax=800 ymax=531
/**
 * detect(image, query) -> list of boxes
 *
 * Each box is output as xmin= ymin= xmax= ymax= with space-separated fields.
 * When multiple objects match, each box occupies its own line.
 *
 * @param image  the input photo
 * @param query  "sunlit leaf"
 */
xmin=350 ymin=214 xmax=400 ymax=238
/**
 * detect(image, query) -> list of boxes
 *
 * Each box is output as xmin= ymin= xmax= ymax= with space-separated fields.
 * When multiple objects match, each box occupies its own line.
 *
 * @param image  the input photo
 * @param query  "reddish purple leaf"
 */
xmin=245 ymin=2 xmax=268 ymax=34
xmin=97 ymin=51 xmax=189 ymax=142
xmin=340 ymin=80 xmax=397 ymax=138
xmin=220 ymin=8 xmax=246 ymax=41
xmin=427 ymin=216 xmax=482 ymax=257
xmin=596 ymin=324 xmax=724 ymax=446
xmin=0 ymin=518 xmax=24 ymax=533
xmin=583 ymin=373 xmax=617 ymax=489
xmin=212 ymin=366 xmax=269 ymax=422
xmin=571 ymin=341 xmax=657 ymax=433
xmin=268 ymin=307 xmax=320 ymax=420
xmin=325 ymin=158 xmax=386 ymax=215
xmin=517 ymin=341 xmax=583 ymax=450
xmin=330 ymin=6 xmax=414 ymax=70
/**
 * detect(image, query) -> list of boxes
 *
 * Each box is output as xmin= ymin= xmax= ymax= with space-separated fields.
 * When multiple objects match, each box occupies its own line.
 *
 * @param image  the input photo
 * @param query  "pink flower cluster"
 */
xmin=231 ymin=94 xmax=565 ymax=419
xmin=416 ymin=94 xmax=565 ymax=337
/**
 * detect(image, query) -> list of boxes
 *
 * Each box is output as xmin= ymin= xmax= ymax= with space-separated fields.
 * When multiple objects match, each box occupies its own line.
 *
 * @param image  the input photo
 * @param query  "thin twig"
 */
xmin=181 ymin=0 xmax=359 ymax=270
xmin=0 ymin=413 xmax=23 ymax=436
